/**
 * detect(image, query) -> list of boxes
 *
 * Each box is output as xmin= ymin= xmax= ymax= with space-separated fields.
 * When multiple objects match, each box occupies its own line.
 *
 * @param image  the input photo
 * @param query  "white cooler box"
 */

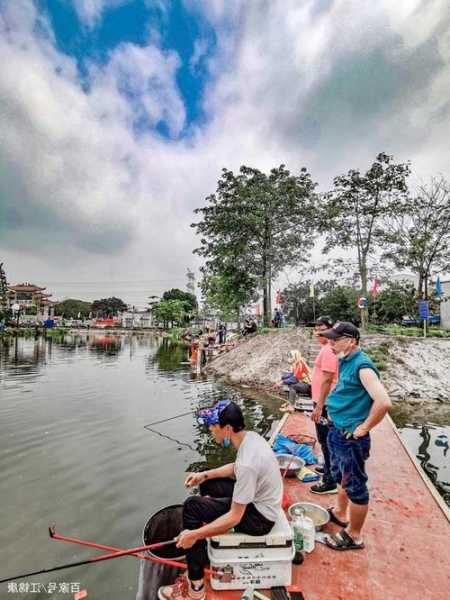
xmin=208 ymin=511 xmax=294 ymax=590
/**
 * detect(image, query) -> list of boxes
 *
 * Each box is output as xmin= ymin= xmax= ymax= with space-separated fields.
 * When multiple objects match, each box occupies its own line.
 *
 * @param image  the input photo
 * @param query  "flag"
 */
xmin=255 ymin=304 xmax=262 ymax=316
xmin=435 ymin=275 xmax=442 ymax=299
xmin=275 ymin=290 xmax=282 ymax=305
xmin=309 ymin=283 xmax=315 ymax=298
xmin=370 ymin=279 xmax=380 ymax=298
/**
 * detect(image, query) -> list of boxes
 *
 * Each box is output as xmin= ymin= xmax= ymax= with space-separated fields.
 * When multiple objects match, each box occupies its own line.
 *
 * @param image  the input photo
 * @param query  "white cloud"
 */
xmin=1 ymin=0 xmax=449 ymax=303
xmin=72 ymin=0 xmax=131 ymax=27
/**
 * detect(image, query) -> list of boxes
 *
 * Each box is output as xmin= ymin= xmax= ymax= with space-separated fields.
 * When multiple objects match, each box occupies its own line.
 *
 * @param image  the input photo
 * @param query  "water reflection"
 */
xmin=399 ymin=423 xmax=450 ymax=507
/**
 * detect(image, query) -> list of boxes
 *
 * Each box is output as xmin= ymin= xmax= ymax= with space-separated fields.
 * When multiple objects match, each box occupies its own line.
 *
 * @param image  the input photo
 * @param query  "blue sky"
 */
xmin=0 ymin=1 xmax=449 ymax=304
xmin=37 ymin=0 xmax=216 ymax=135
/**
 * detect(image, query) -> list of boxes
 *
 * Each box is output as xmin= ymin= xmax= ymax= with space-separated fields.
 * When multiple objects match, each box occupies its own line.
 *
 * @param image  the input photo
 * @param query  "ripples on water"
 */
xmin=0 ymin=334 xmax=282 ymax=599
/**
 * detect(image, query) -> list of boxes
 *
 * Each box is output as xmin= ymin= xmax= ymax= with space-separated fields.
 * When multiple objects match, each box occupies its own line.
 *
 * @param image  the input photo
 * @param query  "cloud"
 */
xmin=72 ymin=0 xmax=131 ymax=27
xmin=1 ymin=0 xmax=449 ymax=302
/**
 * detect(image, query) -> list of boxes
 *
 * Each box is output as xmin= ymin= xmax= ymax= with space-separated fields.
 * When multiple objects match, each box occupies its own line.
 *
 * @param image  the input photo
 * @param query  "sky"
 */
xmin=0 ymin=0 xmax=449 ymax=307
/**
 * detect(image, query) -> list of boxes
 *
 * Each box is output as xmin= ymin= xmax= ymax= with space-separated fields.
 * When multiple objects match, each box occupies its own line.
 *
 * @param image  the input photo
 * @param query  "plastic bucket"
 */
xmin=142 ymin=504 xmax=185 ymax=560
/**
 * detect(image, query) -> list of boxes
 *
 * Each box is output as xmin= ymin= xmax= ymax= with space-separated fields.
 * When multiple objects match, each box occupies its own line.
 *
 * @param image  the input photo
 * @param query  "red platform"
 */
xmin=206 ymin=412 xmax=450 ymax=599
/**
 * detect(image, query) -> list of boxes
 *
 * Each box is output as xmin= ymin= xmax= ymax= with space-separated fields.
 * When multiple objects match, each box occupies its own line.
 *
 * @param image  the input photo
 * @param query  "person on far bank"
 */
xmin=158 ymin=400 xmax=282 ymax=600
xmin=309 ymin=316 xmax=339 ymax=495
xmin=319 ymin=322 xmax=391 ymax=551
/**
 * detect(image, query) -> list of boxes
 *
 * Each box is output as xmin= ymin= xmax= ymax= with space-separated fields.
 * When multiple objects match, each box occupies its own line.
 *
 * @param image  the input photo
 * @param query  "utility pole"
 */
xmin=0 ymin=262 xmax=9 ymax=313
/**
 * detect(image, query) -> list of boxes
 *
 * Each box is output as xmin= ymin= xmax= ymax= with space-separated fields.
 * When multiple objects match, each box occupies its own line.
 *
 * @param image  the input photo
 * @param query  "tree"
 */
xmin=192 ymin=165 xmax=318 ymax=326
xmin=320 ymin=287 xmax=361 ymax=324
xmin=381 ymin=177 xmax=450 ymax=299
xmin=370 ymin=282 xmax=417 ymax=324
xmin=281 ymin=279 xmax=337 ymax=324
xmin=162 ymin=288 xmax=198 ymax=319
xmin=91 ymin=297 xmax=128 ymax=317
xmin=201 ymin=270 xmax=258 ymax=322
xmin=152 ymin=299 xmax=185 ymax=328
xmin=321 ymin=153 xmax=411 ymax=328
xmin=54 ymin=299 xmax=92 ymax=319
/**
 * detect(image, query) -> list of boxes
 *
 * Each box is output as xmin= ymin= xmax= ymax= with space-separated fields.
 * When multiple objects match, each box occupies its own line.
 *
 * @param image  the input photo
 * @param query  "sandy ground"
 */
xmin=206 ymin=329 xmax=450 ymax=423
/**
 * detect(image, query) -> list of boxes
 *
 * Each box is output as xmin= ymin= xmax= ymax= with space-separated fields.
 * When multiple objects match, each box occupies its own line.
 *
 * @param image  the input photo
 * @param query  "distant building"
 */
xmin=7 ymin=282 xmax=55 ymax=321
xmin=121 ymin=310 xmax=153 ymax=328
xmin=439 ymin=279 xmax=450 ymax=330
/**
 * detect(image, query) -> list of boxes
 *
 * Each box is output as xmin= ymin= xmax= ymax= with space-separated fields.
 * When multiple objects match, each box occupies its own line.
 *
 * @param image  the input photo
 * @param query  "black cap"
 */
xmin=319 ymin=321 xmax=360 ymax=341
xmin=315 ymin=315 xmax=333 ymax=328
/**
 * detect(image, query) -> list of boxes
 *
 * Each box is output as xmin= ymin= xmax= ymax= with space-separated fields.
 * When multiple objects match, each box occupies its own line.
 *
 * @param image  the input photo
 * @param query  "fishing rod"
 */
xmin=49 ymin=526 xmax=216 ymax=575
xmin=143 ymin=410 xmax=195 ymax=429
xmin=0 ymin=534 xmax=177 ymax=584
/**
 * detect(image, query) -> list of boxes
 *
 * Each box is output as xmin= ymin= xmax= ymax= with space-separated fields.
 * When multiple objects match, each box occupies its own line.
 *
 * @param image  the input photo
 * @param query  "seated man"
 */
xmin=158 ymin=400 xmax=283 ymax=600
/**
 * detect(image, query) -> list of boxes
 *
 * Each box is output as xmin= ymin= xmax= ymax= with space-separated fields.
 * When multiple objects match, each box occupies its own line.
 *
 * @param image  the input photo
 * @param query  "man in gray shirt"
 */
xmin=158 ymin=400 xmax=283 ymax=600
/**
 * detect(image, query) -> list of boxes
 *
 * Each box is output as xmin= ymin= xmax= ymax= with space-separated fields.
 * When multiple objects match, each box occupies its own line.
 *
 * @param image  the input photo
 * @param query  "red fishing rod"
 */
xmin=49 ymin=526 xmax=217 ymax=575
xmin=0 ymin=531 xmax=179 ymax=584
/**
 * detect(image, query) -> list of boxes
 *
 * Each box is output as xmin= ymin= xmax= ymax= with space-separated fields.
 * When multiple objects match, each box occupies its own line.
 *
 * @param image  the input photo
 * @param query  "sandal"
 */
xmin=326 ymin=529 xmax=365 ymax=551
xmin=328 ymin=508 xmax=349 ymax=528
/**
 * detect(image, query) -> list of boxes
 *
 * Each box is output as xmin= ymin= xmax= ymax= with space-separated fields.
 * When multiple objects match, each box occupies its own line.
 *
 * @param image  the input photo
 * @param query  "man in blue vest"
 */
xmin=319 ymin=322 xmax=391 ymax=550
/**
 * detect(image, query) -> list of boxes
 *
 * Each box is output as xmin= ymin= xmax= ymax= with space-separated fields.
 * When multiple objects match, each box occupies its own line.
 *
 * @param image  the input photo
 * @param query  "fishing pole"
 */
xmin=49 ymin=526 xmax=216 ymax=575
xmin=0 ymin=536 xmax=177 ymax=584
xmin=143 ymin=410 xmax=195 ymax=429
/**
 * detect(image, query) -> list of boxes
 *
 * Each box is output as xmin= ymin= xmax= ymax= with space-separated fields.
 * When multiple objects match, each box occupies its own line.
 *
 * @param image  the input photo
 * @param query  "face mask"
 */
xmin=337 ymin=351 xmax=345 ymax=359
xmin=223 ymin=437 xmax=231 ymax=448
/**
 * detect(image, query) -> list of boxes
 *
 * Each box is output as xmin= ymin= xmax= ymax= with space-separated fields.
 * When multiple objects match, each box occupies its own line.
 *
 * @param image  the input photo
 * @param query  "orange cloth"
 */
xmin=292 ymin=360 xmax=311 ymax=384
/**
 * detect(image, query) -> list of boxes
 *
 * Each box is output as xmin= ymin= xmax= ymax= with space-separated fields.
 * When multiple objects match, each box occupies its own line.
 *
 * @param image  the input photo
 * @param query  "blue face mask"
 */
xmin=223 ymin=437 xmax=231 ymax=449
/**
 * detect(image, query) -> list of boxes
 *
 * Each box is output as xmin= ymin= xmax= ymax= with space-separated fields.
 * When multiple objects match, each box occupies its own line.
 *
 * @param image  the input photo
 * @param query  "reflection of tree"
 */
xmin=417 ymin=425 xmax=450 ymax=505
xmin=151 ymin=339 xmax=188 ymax=373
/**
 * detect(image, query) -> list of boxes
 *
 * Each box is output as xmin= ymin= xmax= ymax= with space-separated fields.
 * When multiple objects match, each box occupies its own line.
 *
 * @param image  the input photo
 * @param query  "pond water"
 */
xmin=1 ymin=334 xmax=448 ymax=599
xmin=0 ymin=333 xmax=282 ymax=599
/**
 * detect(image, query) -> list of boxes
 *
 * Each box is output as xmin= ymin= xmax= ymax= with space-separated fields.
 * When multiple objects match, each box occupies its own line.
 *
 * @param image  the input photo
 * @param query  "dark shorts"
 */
xmin=328 ymin=427 xmax=371 ymax=505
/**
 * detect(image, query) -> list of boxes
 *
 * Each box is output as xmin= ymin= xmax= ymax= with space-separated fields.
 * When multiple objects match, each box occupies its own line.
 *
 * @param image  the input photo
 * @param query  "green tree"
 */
xmin=54 ymin=299 xmax=92 ymax=319
xmin=201 ymin=270 xmax=258 ymax=322
xmin=381 ymin=177 xmax=450 ymax=299
xmin=320 ymin=287 xmax=360 ymax=324
xmin=91 ymin=297 xmax=128 ymax=317
xmin=192 ymin=165 xmax=318 ymax=326
xmin=321 ymin=153 xmax=410 ymax=328
xmin=281 ymin=279 xmax=337 ymax=324
xmin=152 ymin=299 xmax=185 ymax=328
xmin=370 ymin=282 xmax=417 ymax=324
xmin=162 ymin=288 xmax=198 ymax=315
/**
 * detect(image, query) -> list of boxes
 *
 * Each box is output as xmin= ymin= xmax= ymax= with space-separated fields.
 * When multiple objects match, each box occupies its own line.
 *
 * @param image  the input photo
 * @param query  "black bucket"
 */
xmin=136 ymin=504 xmax=185 ymax=600
xmin=142 ymin=503 xmax=185 ymax=560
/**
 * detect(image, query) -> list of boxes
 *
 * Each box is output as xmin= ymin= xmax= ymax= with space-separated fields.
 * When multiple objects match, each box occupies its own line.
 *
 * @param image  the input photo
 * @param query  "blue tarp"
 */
xmin=272 ymin=433 xmax=318 ymax=465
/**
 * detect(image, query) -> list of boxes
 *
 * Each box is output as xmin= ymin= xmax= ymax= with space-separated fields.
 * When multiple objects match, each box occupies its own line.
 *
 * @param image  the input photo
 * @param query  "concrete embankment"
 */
xmin=206 ymin=328 xmax=450 ymax=421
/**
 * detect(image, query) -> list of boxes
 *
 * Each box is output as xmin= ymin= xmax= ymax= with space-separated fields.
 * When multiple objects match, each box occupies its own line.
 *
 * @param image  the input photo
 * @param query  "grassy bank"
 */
xmin=368 ymin=324 xmax=450 ymax=338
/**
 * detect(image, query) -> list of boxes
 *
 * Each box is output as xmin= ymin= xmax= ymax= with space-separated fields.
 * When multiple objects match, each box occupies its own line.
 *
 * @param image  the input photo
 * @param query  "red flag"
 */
xmin=370 ymin=279 xmax=380 ymax=298
xmin=275 ymin=290 xmax=282 ymax=305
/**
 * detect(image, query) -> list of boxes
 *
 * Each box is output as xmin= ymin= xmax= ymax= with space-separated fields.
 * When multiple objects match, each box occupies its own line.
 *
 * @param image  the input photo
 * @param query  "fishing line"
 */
xmin=144 ymin=410 xmax=197 ymax=451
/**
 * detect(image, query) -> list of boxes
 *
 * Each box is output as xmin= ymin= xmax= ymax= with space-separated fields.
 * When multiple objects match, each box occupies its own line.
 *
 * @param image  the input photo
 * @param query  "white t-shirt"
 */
xmin=232 ymin=431 xmax=283 ymax=522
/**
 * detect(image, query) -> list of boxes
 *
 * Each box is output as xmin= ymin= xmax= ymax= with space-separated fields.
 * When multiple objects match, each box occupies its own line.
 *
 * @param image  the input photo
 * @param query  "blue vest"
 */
xmin=327 ymin=349 xmax=379 ymax=433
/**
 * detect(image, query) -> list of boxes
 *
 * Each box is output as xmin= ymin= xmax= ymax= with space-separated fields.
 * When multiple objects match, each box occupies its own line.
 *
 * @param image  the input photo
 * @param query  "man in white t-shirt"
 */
xmin=158 ymin=400 xmax=282 ymax=600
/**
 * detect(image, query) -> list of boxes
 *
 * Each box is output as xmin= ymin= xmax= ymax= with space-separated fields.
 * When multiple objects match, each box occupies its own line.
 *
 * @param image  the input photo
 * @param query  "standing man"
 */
xmin=158 ymin=400 xmax=282 ymax=600
xmin=319 ymin=322 xmax=391 ymax=551
xmin=309 ymin=317 xmax=339 ymax=494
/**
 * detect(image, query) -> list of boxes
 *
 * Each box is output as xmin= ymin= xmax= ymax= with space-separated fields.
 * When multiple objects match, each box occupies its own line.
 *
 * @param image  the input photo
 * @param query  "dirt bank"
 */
xmin=206 ymin=329 xmax=450 ymax=422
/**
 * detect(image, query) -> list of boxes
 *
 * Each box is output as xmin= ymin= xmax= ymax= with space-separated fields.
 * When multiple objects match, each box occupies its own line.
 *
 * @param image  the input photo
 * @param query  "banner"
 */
xmin=309 ymin=283 xmax=315 ymax=298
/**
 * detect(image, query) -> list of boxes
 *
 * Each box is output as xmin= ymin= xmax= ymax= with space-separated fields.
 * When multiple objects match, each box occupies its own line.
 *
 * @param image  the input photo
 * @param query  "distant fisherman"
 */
xmin=319 ymin=322 xmax=391 ymax=551
xmin=158 ymin=400 xmax=282 ymax=600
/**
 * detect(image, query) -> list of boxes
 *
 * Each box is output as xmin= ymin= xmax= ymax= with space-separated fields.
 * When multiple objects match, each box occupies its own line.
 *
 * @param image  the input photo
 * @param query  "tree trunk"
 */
xmin=360 ymin=257 xmax=369 ymax=332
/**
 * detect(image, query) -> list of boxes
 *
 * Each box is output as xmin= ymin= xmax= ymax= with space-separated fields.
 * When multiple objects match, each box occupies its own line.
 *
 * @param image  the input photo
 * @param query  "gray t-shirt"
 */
xmin=232 ymin=431 xmax=283 ymax=522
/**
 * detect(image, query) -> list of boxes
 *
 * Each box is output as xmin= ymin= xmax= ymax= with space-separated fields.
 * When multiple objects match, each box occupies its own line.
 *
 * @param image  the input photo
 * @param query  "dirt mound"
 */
xmin=363 ymin=335 xmax=450 ymax=405
xmin=206 ymin=329 xmax=311 ymax=390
